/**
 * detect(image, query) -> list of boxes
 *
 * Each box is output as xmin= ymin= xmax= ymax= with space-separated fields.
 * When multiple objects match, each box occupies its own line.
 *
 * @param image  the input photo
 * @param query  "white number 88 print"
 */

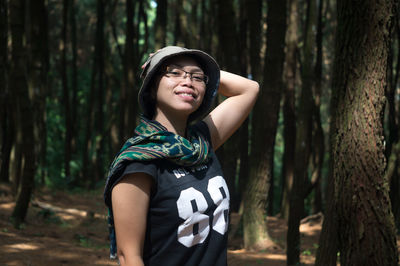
xmin=176 ymin=176 xmax=230 ymax=248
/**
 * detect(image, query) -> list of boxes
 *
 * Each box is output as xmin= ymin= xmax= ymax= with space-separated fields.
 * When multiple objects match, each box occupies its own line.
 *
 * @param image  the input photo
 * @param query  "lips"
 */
xmin=175 ymin=90 xmax=197 ymax=99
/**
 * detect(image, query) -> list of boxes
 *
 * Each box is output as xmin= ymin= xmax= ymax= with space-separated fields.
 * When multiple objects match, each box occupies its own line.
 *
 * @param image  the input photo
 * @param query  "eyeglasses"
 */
xmin=164 ymin=66 xmax=209 ymax=84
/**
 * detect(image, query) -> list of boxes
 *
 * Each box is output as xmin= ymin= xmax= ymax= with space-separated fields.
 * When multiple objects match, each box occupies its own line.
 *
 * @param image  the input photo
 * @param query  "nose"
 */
xmin=182 ymin=73 xmax=193 ymax=84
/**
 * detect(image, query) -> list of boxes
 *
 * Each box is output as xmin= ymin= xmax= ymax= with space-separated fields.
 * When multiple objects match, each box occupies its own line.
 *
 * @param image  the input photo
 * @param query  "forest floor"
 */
xmin=0 ymin=182 xmax=399 ymax=266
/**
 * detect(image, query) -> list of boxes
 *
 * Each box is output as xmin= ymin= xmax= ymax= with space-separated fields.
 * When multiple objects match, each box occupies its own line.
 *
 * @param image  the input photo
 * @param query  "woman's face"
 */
xmin=154 ymin=56 xmax=206 ymax=120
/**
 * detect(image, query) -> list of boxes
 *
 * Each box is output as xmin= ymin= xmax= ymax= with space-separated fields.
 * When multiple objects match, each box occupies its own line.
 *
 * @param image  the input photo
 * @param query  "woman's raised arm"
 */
xmin=203 ymin=70 xmax=259 ymax=150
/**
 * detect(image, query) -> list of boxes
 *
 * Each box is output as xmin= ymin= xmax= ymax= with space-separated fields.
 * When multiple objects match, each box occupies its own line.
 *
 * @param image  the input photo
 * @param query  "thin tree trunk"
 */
xmin=27 ymin=0 xmax=48 ymax=186
xmin=315 ymin=156 xmax=338 ymax=265
xmin=234 ymin=0 xmax=250 ymax=213
xmin=81 ymin=63 xmax=96 ymax=186
xmin=138 ymin=0 xmax=148 ymax=58
xmin=216 ymin=0 xmax=241 ymax=214
xmin=81 ymin=23 xmax=99 ymax=186
xmin=91 ymin=0 xmax=106 ymax=188
xmin=332 ymin=0 xmax=398 ymax=264
xmin=70 ymin=0 xmax=78 ymax=155
xmin=246 ymin=0 xmax=262 ymax=82
xmin=243 ymin=0 xmax=286 ymax=250
xmin=387 ymin=141 xmax=400 ymax=231
xmin=119 ymin=0 xmax=137 ymax=143
xmin=387 ymin=5 xmax=400 ymax=232
xmin=61 ymin=0 xmax=72 ymax=180
xmin=173 ymin=0 xmax=183 ymax=45
xmin=311 ymin=0 xmax=324 ymax=214
xmin=287 ymin=0 xmax=316 ymax=263
xmin=199 ymin=0 xmax=214 ymax=51
xmin=155 ymin=0 xmax=167 ymax=49
xmin=9 ymin=0 xmax=36 ymax=228
xmin=0 ymin=0 xmax=12 ymax=184
xmin=280 ymin=0 xmax=298 ymax=220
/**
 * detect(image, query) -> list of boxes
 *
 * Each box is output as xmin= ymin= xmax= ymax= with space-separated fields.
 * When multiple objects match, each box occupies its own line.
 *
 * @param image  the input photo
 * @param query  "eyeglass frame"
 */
xmin=163 ymin=66 xmax=209 ymax=84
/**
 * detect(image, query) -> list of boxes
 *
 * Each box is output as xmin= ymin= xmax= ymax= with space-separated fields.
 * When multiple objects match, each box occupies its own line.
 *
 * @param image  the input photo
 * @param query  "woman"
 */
xmin=104 ymin=46 xmax=259 ymax=266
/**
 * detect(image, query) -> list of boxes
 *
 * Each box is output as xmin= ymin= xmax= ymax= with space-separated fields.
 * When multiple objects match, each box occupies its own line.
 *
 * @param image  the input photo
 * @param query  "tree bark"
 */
xmin=70 ymin=0 xmax=78 ymax=155
xmin=287 ymin=0 xmax=316 ymax=263
xmin=387 ymin=8 xmax=400 ymax=232
xmin=310 ymin=0 xmax=325 ymax=214
xmin=0 ymin=0 xmax=12 ymax=184
xmin=387 ymin=141 xmax=400 ymax=231
xmin=155 ymin=0 xmax=167 ymax=49
xmin=9 ymin=0 xmax=36 ymax=228
xmin=316 ymin=1 xmax=340 ymax=263
xmin=280 ymin=0 xmax=298 ymax=220
xmin=332 ymin=0 xmax=398 ymax=264
xmin=246 ymin=0 xmax=262 ymax=82
xmin=61 ymin=0 xmax=72 ymax=181
xmin=27 ymin=0 xmax=48 ymax=186
xmin=315 ymin=170 xmax=339 ymax=265
xmin=215 ymin=0 xmax=241 ymax=213
xmin=119 ymin=0 xmax=137 ymax=143
xmin=243 ymin=0 xmax=286 ymax=250
xmin=91 ymin=0 xmax=106 ymax=188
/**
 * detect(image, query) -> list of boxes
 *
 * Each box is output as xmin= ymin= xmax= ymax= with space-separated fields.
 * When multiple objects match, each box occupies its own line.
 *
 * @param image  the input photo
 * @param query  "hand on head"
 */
xmin=141 ymin=50 xmax=161 ymax=69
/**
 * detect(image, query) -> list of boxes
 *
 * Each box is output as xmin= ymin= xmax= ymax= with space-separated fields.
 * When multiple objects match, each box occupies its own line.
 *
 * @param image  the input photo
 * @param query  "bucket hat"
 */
xmin=139 ymin=46 xmax=220 ymax=122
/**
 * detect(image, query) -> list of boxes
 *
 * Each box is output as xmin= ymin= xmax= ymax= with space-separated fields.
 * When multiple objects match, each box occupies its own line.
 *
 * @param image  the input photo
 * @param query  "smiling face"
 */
xmin=153 ymin=56 xmax=206 ymax=121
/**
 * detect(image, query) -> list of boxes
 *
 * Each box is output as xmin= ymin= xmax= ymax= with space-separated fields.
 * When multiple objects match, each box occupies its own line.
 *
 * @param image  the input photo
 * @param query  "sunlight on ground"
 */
xmin=0 ymin=202 xmax=14 ymax=210
xmin=32 ymin=200 xmax=106 ymax=222
xmin=4 ymin=243 xmax=41 ymax=251
xmin=300 ymin=222 xmax=322 ymax=236
xmin=229 ymin=249 xmax=286 ymax=260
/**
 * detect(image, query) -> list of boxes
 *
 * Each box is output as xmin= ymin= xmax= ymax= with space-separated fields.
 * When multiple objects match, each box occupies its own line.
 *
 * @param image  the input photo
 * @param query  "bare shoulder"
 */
xmin=112 ymin=172 xmax=153 ymax=197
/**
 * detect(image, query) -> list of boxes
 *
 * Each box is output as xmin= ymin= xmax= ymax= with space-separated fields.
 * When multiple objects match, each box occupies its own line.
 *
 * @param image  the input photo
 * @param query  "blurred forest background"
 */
xmin=0 ymin=0 xmax=399 ymax=265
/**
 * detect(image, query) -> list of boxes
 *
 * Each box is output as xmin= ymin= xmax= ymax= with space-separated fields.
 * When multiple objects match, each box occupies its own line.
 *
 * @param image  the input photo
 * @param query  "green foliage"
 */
xmin=37 ymin=208 xmax=63 ymax=224
xmin=74 ymin=233 xmax=93 ymax=248
xmin=273 ymin=108 xmax=285 ymax=214
xmin=302 ymin=249 xmax=312 ymax=256
xmin=44 ymin=96 xmax=68 ymax=188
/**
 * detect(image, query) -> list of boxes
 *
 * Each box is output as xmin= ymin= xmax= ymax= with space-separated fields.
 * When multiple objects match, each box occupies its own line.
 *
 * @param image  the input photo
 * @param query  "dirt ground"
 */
xmin=0 ymin=183 xmax=398 ymax=266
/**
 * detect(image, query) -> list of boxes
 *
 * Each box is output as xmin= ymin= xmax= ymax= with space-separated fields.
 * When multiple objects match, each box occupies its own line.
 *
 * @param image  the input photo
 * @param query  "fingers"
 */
xmin=141 ymin=49 xmax=161 ymax=69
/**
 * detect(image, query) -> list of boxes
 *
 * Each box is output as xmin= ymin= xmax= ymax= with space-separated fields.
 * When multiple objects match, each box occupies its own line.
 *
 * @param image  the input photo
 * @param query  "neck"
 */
xmin=153 ymin=112 xmax=188 ymax=137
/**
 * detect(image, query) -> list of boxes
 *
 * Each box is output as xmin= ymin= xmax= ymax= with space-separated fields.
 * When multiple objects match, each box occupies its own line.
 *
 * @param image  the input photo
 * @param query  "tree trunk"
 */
xmin=0 ymin=0 xmax=12 ymax=184
xmin=387 ymin=9 xmax=400 ymax=232
xmin=9 ymin=0 xmax=36 ymax=228
xmin=315 ymin=1 xmax=340 ymax=263
xmin=387 ymin=141 xmax=400 ymax=231
xmin=119 ymin=0 xmax=137 ymax=143
xmin=280 ymin=0 xmax=298 ymax=220
xmin=215 ymin=0 xmax=241 ymax=213
xmin=155 ymin=0 xmax=167 ymax=49
xmin=246 ymin=0 xmax=262 ymax=82
xmin=70 ymin=0 xmax=78 ymax=155
xmin=199 ymin=0 xmax=214 ymax=51
xmin=27 ymin=0 xmax=48 ymax=186
xmin=61 ymin=0 xmax=72 ymax=181
xmin=227 ymin=0 xmax=250 ymax=213
xmin=91 ymin=0 xmax=106 ymax=188
xmin=315 ymin=159 xmax=339 ymax=265
xmin=311 ymin=0 xmax=324 ymax=214
xmin=243 ymin=0 xmax=286 ymax=250
xmin=333 ymin=0 xmax=398 ymax=264
xmin=173 ymin=0 xmax=185 ymax=46
xmin=287 ymin=0 xmax=316 ymax=263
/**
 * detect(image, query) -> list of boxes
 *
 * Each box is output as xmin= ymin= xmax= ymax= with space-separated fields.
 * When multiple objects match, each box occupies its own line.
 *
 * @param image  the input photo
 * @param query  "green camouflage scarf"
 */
xmin=104 ymin=117 xmax=211 ymax=259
